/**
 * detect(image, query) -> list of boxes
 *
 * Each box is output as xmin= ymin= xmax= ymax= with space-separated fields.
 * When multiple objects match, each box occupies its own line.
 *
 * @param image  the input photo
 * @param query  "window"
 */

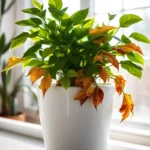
xmin=92 ymin=0 xmax=150 ymax=121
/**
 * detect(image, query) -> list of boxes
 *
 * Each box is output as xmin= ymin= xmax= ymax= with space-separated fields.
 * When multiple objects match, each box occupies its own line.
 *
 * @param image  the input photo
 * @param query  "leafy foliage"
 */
xmin=4 ymin=0 xmax=150 ymax=121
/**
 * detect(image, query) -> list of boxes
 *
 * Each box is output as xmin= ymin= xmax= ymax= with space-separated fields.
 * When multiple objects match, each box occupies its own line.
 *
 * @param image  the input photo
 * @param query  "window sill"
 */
xmin=0 ymin=118 xmax=149 ymax=149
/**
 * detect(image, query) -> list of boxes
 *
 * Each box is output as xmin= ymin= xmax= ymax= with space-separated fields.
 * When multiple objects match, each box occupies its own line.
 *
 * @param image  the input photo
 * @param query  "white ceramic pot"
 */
xmin=39 ymin=85 xmax=115 ymax=150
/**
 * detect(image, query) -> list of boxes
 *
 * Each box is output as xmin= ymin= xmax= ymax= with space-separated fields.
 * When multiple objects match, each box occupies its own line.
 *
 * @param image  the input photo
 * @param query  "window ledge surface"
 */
xmin=0 ymin=118 xmax=150 ymax=150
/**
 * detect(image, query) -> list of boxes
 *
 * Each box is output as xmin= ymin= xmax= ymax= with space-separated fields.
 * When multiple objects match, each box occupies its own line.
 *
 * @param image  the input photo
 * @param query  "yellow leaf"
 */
xmin=101 ymin=50 xmax=119 ymax=70
xmin=3 ymin=57 xmax=24 ymax=72
xmin=89 ymin=26 xmax=116 ymax=36
xmin=93 ymin=86 xmax=104 ymax=110
xmin=114 ymin=75 xmax=126 ymax=95
xmin=98 ymin=66 xmax=110 ymax=83
xmin=39 ymin=74 xmax=52 ymax=96
xmin=120 ymin=94 xmax=134 ymax=122
xmin=28 ymin=67 xmax=47 ymax=84
xmin=116 ymin=43 xmax=143 ymax=55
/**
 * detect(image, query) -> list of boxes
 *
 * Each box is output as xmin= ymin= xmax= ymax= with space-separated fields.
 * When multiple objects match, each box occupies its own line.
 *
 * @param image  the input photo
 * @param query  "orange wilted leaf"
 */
xmin=74 ymin=83 xmax=95 ymax=105
xmin=94 ymin=55 xmax=103 ymax=62
xmin=3 ymin=57 xmax=24 ymax=72
xmin=101 ymin=50 xmax=119 ymax=70
xmin=116 ymin=43 xmax=143 ymax=55
xmin=39 ymin=74 xmax=52 ymax=96
xmin=114 ymin=75 xmax=126 ymax=95
xmin=120 ymin=94 xmax=134 ymax=122
xmin=92 ymin=37 xmax=106 ymax=45
xmin=28 ymin=67 xmax=47 ymax=84
xmin=98 ymin=66 xmax=110 ymax=83
xmin=93 ymin=86 xmax=104 ymax=110
xmin=89 ymin=26 xmax=116 ymax=36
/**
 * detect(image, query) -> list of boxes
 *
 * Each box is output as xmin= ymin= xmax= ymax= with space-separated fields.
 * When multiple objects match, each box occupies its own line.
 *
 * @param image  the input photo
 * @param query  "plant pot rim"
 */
xmin=50 ymin=83 xmax=114 ymax=88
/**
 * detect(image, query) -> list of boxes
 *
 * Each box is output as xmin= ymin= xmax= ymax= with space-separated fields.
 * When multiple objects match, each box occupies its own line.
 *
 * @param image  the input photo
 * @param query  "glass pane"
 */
xmin=123 ymin=8 xmax=150 ymax=56
xmin=123 ymin=0 xmax=150 ymax=9
xmin=125 ymin=60 xmax=150 ymax=120
xmin=95 ymin=0 xmax=122 ymax=13
xmin=95 ymin=13 xmax=123 ymax=44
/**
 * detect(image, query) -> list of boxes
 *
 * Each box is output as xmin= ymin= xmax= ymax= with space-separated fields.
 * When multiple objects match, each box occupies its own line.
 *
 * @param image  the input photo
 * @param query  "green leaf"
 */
xmin=27 ymin=59 xmax=44 ymax=66
xmin=32 ymin=0 xmax=43 ymax=11
xmin=48 ymin=0 xmax=63 ymax=10
xmin=10 ymin=32 xmax=29 ymax=50
xmin=120 ymin=60 xmax=143 ymax=78
xmin=85 ymin=66 xmax=100 ymax=76
xmin=23 ymin=44 xmax=41 ymax=57
xmin=72 ymin=28 xmax=89 ymax=39
xmin=121 ymin=35 xmax=131 ymax=44
xmin=60 ymin=76 xmax=71 ymax=90
xmin=83 ymin=18 xmax=94 ymax=28
xmin=130 ymin=32 xmax=150 ymax=43
xmin=16 ymin=18 xmax=42 ymax=26
xmin=108 ymin=13 xmax=116 ymax=21
xmin=120 ymin=14 xmax=143 ymax=28
xmin=42 ymin=48 xmax=53 ymax=59
xmin=70 ymin=8 xmax=89 ymax=25
xmin=67 ymin=70 xmax=77 ymax=77
xmin=22 ymin=8 xmax=41 ymax=14
xmin=126 ymin=52 xmax=144 ymax=65
xmin=0 ymin=33 xmax=5 ymax=52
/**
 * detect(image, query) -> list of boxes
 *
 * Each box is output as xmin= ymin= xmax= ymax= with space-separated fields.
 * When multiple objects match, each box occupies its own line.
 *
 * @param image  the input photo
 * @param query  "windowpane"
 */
xmin=123 ymin=8 xmax=150 ymax=56
xmin=124 ymin=60 xmax=150 ymax=120
xmin=95 ymin=0 xmax=122 ymax=13
xmin=123 ymin=0 xmax=150 ymax=9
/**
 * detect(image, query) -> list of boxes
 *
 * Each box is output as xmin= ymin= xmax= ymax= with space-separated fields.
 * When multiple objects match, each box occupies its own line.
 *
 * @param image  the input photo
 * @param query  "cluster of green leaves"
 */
xmin=9 ymin=0 xmax=150 ymax=89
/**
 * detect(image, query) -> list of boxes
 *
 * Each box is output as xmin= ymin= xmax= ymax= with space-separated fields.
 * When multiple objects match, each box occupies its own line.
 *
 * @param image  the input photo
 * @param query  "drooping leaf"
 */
xmin=130 ymin=32 xmax=150 ymax=43
xmin=121 ymin=35 xmax=131 ymax=44
xmin=10 ymin=32 xmax=29 ymax=50
xmin=27 ymin=67 xmax=47 ymax=84
xmin=70 ymin=8 xmax=89 ymax=25
xmin=2 ymin=57 xmax=24 ymax=72
xmin=126 ymin=52 xmax=144 ymax=65
xmin=32 ymin=0 xmax=43 ymax=11
xmin=74 ymin=83 xmax=95 ymax=105
xmin=120 ymin=14 xmax=142 ymax=28
xmin=116 ymin=43 xmax=143 ymax=55
xmin=89 ymin=26 xmax=116 ymax=36
xmin=93 ymin=86 xmax=104 ymax=110
xmin=120 ymin=93 xmax=134 ymax=122
xmin=120 ymin=60 xmax=143 ymax=78
xmin=114 ymin=75 xmax=126 ymax=95
xmin=39 ymin=74 xmax=52 ymax=96
xmin=108 ymin=13 xmax=117 ymax=21
xmin=94 ymin=55 xmax=103 ymax=62
xmin=67 ymin=70 xmax=77 ymax=78
xmin=98 ymin=66 xmax=110 ymax=83
xmin=48 ymin=0 xmax=63 ymax=10
xmin=60 ymin=76 xmax=71 ymax=90
xmin=100 ymin=50 xmax=119 ymax=70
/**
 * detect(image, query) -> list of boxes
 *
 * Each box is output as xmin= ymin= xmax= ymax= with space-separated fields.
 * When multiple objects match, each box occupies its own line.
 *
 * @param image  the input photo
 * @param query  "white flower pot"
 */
xmin=39 ymin=85 xmax=115 ymax=150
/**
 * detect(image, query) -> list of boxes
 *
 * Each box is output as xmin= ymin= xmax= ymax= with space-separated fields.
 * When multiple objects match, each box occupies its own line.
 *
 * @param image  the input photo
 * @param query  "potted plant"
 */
xmin=3 ymin=0 xmax=150 ymax=149
xmin=0 ymin=0 xmax=38 ymax=121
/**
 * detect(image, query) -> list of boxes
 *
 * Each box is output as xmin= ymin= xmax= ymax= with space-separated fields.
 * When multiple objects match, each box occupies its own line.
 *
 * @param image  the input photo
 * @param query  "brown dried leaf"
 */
xmin=93 ymin=86 xmax=104 ymax=110
xmin=120 ymin=94 xmax=134 ymax=122
xmin=98 ymin=66 xmax=110 ymax=83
